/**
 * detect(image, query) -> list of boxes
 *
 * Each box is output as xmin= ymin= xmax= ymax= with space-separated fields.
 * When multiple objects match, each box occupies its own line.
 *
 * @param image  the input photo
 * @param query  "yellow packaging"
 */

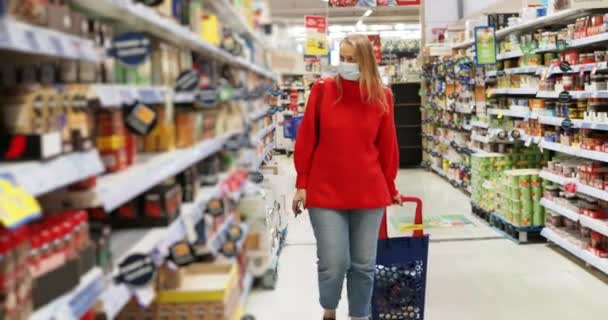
xmin=202 ymin=14 xmax=221 ymax=45
xmin=97 ymin=135 xmax=126 ymax=151
xmin=156 ymin=263 xmax=238 ymax=303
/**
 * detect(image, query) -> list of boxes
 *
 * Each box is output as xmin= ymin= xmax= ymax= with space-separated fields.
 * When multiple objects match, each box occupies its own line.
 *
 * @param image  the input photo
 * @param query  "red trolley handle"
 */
xmin=378 ymin=195 xmax=424 ymax=240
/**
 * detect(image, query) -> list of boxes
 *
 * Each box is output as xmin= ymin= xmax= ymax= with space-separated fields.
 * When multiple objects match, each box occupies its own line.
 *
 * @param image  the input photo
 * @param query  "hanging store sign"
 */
xmin=474 ymin=26 xmax=497 ymax=66
xmin=305 ymin=15 xmax=328 ymax=56
xmin=108 ymin=32 xmax=151 ymax=67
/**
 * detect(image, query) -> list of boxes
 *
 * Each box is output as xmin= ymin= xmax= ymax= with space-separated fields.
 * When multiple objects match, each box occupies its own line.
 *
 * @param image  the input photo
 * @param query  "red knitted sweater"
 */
xmin=294 ymin=77 xmax=399 ymax=209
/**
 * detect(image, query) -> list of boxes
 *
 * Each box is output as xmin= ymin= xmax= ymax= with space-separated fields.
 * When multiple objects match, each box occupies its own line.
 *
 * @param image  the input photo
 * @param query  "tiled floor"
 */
xmin=246 ymin=160 xmax=608 ymax=320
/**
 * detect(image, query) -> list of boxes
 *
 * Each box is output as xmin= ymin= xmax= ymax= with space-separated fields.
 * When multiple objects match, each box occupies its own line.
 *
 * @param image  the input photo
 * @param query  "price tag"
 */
xmin=497 ymin=111 xmax=504 ymax=119
xmin=71 ymin=40 xmax=86 ymax=60
xmin=525 ymin=136 xmax=533 ymax=147
xmin=48 ymin=35 xmax=65 ymax=56
xmin=580 ymin=65 xmax=586 ymax=78
xmin=591 ymin=63 xmax=598 ymax=76
xmin=137 ymin=89 xmax=159 ymax=104
xmin=0 ymin=175 xmax=42 ymax=228
xmin=134 ymin=285 xmax=155 ymax=307
xmin=564 ymin=182 xmax=577 ymax=194
xmin=23 ymin=30 xmax=40 ymax=52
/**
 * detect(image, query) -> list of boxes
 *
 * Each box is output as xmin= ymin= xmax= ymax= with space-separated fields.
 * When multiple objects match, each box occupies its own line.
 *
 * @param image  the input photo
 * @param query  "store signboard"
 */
xmin=367 ymin=35 xmax=382 ymax=63
xmin=329 ymin=0 xmax=420 ymax=6
xmin=474 ymin=26 xmax=497 ymax=66
xmin=305 ymin=15 xmax=328 ymax=56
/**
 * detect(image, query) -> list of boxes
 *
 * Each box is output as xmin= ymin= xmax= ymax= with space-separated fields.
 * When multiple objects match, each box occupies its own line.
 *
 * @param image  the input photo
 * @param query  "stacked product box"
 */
xmin=471 ymin=152 xmax=508 ymax=212
xmin=496 ymin=169 xmax=545 ymax=227
xmin=472 ymin=145 xmax=550 ymax=212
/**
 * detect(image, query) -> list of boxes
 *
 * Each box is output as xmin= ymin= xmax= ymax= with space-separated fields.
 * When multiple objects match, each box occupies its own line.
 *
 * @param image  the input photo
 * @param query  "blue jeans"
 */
xmin=309 ymin=208 xmax=384 ymax=319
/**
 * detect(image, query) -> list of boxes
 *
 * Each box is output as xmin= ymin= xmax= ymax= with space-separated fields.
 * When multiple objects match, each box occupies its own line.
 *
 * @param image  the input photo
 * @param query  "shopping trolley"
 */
xmin=283 ymin=115 xmax=303 ymax=140
xmin=373 ymin=196 xmax=429 ymax=320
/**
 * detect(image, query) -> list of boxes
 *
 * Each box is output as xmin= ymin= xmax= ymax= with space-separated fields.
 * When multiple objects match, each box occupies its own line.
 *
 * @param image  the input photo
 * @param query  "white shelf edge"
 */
xmin=495 ymin=9 xmax=587 ymax=40
xmin=540 ymin=140 xmax=608 ymax=163
xmin=0 ymin=149 xmax=104 ymax=197
xmin=96 ymin=131 xmax=239 ymax=212
xmin=102 ymin=183 xmax=224 ymax=317
xmin=254 ymin=141 xmax=275 ymax=171
xmin=71 ymin=0 xmax=274 ymax=80
xmin=0 ymin=17 xmax=100 ymax=62
xmin=542 ymin=228 xmax=608 ymax=275
xmin=206 ymin=0 xmax=266 ymax=49
xmin=91 ymin=84 xmax=170 ymax=108
xmin=254 ymin=123 xmax=277 ymax=144
xmin=31 ymin=267 xmax=104 ymax=320
xmin=540 ymin=170 xmax=608 ymax=202
xmin=471 ymin=120 xmax=490 ymax=129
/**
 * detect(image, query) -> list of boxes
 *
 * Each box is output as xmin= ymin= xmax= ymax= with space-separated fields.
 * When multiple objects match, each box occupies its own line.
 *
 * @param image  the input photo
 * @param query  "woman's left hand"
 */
xmin=392 ymin=195 xmax=403 ymax=206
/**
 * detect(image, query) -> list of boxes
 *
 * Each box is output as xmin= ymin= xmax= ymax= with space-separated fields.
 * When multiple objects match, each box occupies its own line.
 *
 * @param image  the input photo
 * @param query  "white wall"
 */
xmin=423 ymin=0 xmax=460 ymax=41
xmin=462 ymin=0 xmax=542 ymax=19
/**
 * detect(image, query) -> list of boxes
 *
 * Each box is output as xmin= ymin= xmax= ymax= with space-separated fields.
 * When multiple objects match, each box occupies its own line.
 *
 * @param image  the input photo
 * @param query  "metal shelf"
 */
xmin=494 ymin=9 xmax=588 ymax=40
xmin=0 ymin=17 xmax=100 ymax=62
xmin=70 ymin=0 xmax=274 ymax=79
xmin=542 ymin=228 xmax=608 ymax=275
xmin=206 ymin=0 xmax=266 ymax=49
xmin=541 ymin=198 xmax=608 ymax=237
xmin=101 ymin=184 xmax=222 ymax=318
xmin=0 ymin=150 xmax=104 ymax=197
xmin=540 ymin=170 xmax=608 ymax=202
xmin=487 ymin=108 xmax=538 ymax=119
xmin=253 ymin=123 xmax=277 ymax=145
xmin=96 ymin=131 xmax=239 ymax=212
xmin=31 ymin=267 xmax=105 ymax=320
xmin=540 ymin=140 xmax=608 ymax=163
xmin=254 ymin=142 xmax=275 ymax=171
xmin=91 ymin=85 xmax=170 ymax=108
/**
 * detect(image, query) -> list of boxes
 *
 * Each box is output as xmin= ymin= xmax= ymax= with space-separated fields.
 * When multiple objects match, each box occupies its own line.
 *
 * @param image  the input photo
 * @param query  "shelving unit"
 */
xmin=542 ymin=228 xmax=608 ymax=274
xmin=0 ymin=0 xmax=281 ymax=318
xmin=96 ymin=131 xmax=238 ymax=212
xmin=71 ymin=0 xmax=274 ymax=79
xmin=430 ymin=6 xmax=608 ymax=272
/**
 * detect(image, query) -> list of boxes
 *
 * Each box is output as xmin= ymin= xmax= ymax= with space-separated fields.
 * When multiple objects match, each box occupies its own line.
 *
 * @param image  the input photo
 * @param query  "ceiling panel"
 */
xmin=268 ymin=0 xmax=420 ymax=25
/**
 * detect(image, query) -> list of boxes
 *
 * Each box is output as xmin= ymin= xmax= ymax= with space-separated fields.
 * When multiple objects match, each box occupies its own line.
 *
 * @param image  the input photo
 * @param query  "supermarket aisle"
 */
xmin=247 ymin=158 xmax=608 ymax=320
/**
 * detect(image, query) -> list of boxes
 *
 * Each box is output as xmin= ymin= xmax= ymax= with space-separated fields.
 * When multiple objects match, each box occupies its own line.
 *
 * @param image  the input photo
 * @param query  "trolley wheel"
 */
xmin=261 ymin=267 xmax=278 ymax=290
xmin=242 ymin=315 xmax=256 ymax=320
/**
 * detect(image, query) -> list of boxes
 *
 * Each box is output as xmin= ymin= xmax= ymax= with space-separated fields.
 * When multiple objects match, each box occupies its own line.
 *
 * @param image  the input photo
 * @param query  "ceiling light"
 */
xmin=329 ymin=25 xmax=343 ymax=33
xmin=394 ymin=23 xmax=407 ymax=31
xmin=370 ymin=24 xmax=392 ymax=31
xmin=363 ymin=9 xmax=373 ymax=17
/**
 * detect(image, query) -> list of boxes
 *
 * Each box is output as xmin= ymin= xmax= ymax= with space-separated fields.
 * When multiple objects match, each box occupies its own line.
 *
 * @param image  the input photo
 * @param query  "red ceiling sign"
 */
xmin=305 ymin=15 xmax=327 ymax=34
xmin=331 ymin=0 xmax=420 ymax=6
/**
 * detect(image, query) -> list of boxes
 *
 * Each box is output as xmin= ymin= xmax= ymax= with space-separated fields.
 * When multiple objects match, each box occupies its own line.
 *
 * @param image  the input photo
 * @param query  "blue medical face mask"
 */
xmin=337 ymin=62 xmax=360 ymax=81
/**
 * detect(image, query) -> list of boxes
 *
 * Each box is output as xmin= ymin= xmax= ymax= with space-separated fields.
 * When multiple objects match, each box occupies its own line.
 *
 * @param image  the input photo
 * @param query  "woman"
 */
xmin=292 ymin=34 xmax=400 ymax=320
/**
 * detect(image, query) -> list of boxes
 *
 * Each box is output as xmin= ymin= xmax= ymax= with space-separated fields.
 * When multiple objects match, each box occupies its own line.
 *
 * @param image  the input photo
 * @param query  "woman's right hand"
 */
xmin=292 ymin=189 xmax=307 ymax=216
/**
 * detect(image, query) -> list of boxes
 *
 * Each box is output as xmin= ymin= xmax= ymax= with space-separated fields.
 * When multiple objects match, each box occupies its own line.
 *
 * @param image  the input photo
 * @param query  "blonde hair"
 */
xmin=336 ymin=33 xmax=389 ymax=112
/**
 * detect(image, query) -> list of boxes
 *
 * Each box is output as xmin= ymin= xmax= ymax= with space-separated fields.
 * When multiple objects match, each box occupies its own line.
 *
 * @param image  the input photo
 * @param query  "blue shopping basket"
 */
xmin=283 ymin=115 xmax=303 ymax=140
xmin=373 ymin=196 xmax=429 ymax=320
